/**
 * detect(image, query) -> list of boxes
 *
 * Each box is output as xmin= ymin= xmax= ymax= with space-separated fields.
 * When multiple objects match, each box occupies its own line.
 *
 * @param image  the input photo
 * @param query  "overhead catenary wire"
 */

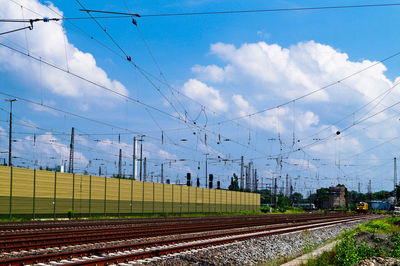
xmin=79 ymin=3 xmax=400 ymax=18
xmin=10 ymin=0 xmax=398 ymax=152
xmin=35 ymin=1 xmax=270 ymax=157
xmin=0 ymin=41 xmax=269 ymax=160
xmin=3 ymin=0 xmax=400 ymax=191
xmin=5 ymin=3 xmax=400 ymax=21
xmin=6 ymin=0 xmax=400 ymax=140
xmin=0 ymin=0 xmax=330 ymax=147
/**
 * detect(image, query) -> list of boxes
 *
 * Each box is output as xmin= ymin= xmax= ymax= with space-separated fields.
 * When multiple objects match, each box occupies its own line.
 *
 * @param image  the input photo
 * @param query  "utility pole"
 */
xmin=68 ymin=127 xmax=74 ymax=173
xmin=240 ymin=156 xmax=244 ymax=190
xmin=118 ymin=149 xmax=122 ymax=177
xmin=139 ymin=136 xmax=144 ymax=181
xmin=252 ymin=167 xmax=255 ymax=192
xmin=5 ymin=99 xmax=16 ymax=166
xmin=394 ymin=157 xmax=397 ymax=204
xmin=143 ymin=157 xmax=147 ymax=181
xmin=161 ymin=163 xmax=164 ymax=183
xmin=358 ymin=182 xmax=361 ymax=193
xmin=246 ymin=162 xmax=252 ymax=191
xmin=286 ymin=174 xmax=289 ymax=197
xmin=368 ymin=179 xmax=372 ymax=201
xmin=205 ymin=153 xmax=209 ymax=188
xmin=254 ymin=169 xmax=258 ymax=192
xmin=133 ymin=137 xmax=137 ymax=180
xmin=274 ymin=177 xmax=278 ymax=208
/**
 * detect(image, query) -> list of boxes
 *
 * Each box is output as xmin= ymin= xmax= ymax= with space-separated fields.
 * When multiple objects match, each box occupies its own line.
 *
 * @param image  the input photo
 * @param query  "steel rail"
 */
xmin=0 ymin=216 xmax=362 ymax=265
xmin=0 ymin=214 xmax=351 ymax=251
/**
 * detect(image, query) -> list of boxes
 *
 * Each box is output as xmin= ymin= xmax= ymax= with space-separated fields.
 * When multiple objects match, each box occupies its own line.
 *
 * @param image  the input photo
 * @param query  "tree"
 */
xmin=310 ymin=188 xmax=329 ymax=209
xmin=371 ymin=190 xmax=390 ymax=200
xmin=228 ymin=173 xmax=240 ymax=191
xmin=259 ymin=189 xmax=272 ymax=205
xmin=277 ymin=193 xmax=290 ymax=210
xmin=290 ymin=192 xmax=303 ymax=204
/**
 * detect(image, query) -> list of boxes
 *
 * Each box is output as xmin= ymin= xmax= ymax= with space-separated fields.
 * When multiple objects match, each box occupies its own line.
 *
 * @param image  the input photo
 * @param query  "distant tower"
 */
xmin=368 ymin=179 xmax=372 ymax=201
xmin=68 ymin=127 xmax=74 ymax=173
xmin=118 ymin=149 xmax=122 ymax=177
xmin=240 ymin=156 xmax=244 ymax=190
xmin=285 ymin=174 xmax=289 ymax=197
xmin=395 ymin=157 xmax=398 ymax=203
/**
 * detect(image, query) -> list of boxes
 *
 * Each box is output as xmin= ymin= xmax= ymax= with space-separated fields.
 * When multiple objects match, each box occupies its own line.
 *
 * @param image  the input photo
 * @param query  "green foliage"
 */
xmin=67 ymin=209 xmax=74 ymax=219
xmin=228 ymin=173 xmax=240 ymax=191
xmin=348 ymin=190 xmax=367 ymax=202
xmin=291 ymin=192 xmax=303 ymax=203
xmin=389 ymin=232 xmax=400 ymax=258
xmin=335 ymin=235 xmax=381 ymax=265
xmin=334 ymin=235 xmax=360 ymax=265
xmin=356 ymin=217 xmax=398 ymax=234
xmin=309 ymin=188 xmax=329 ymax=209
xmin=284 ymin=207 xmax=305 ymax=214
xmin=371 ymin=190 xmax=391 ymax=200
xmin=305 ymin=217 xmax=400 ymax=266
xmin=260 ymin=206 xmax=304 ymax=214
xmin=303 ymin=250 xmax=336 ymax=266
xmin=259 ymin=189 xmax=273 ymax=205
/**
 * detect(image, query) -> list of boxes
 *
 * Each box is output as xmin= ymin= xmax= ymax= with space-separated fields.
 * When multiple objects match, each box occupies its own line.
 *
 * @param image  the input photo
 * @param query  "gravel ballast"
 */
xmin=150 ymin=219 xmax=366 ymax=265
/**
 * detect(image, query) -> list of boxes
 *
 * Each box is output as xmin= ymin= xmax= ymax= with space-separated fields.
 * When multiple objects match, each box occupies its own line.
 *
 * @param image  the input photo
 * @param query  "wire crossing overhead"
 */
xmin=79 ymin=3 xmax=400 ymax=18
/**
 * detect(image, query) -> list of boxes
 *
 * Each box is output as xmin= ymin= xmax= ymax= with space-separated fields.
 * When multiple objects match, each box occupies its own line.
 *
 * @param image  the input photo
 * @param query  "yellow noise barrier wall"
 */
xmin=0 ymin=166 xmax=260 ymax=218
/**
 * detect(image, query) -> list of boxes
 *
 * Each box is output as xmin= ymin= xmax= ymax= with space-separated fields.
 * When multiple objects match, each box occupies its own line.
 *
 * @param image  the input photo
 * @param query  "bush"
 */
xmin=67 ymin=209 xmax=74 ymax=219
xmin=389 ymin=232 xmax=400 ymax=258
xmin=335 ymin=235 xmax=360 ymax=265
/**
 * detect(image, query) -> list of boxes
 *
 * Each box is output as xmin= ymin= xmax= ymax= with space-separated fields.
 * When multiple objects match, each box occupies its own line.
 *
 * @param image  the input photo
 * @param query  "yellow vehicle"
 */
xmin=356 ymin=202 xmax=368 ymax=212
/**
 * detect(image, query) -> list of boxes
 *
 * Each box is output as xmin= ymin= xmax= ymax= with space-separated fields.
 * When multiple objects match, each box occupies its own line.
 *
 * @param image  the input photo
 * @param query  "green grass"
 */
xmin=301 ymin=216 xmax=400 ymax=266
xmin=303 ymin=250 xmax=336 ymax=266
xmin=0 ymin=217 xmax=31 ymax=222
xmin=354 ymin=217 xmax=400 ymax=234
xmin=284 ymin=207 xmax=306 ymax=214
xmin=261 ymin=206 xmax=305 ymax=214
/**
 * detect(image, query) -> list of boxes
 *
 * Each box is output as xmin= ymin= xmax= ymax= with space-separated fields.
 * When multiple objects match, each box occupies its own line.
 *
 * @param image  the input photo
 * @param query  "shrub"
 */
xmin=67 ymin=209 xmax=74 ymax=219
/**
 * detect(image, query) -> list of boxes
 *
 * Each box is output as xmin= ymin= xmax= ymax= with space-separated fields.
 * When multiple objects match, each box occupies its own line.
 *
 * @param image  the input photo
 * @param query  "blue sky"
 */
xmin=1 ymin=0 xmax=400 ymax=195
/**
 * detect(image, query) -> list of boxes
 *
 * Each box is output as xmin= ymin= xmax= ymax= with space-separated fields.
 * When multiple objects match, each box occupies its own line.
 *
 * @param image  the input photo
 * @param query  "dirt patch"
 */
xmin=354 ymin=231 xmax=393 ymax=253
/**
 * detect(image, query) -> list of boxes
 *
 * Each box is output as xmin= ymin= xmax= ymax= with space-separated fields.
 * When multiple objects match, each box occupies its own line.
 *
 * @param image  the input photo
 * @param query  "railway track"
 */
xmin=0 ymin=213 xmax=351 ymax=252
xmin=0 ymin=215 xmax=366 ymax=265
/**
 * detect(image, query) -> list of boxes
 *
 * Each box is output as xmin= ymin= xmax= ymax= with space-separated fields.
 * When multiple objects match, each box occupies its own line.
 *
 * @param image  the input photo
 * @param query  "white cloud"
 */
xmin=191 ymin=64 xmax=227 ymax=83
xmin=232 ymin=94 xmax=319 ymax=133
xmin=296 ymin=111 xmax=319 ymax=132
xmin=0 ymin=0 xmax=128 ymax=108
xmin=194 ymin=40 xmax=394 ymax=106
xmin=182 ymin=79 xmax=228 ymax=112
xmin=286 ymin=158 xmax=317 ymax=172
xmin=13 ymin=132 xmax=88 ymax=166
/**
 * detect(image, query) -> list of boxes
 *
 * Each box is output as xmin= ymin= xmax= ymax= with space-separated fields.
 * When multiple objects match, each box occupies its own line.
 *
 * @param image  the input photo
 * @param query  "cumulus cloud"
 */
xmin=0 ymin=0 xmax=128 ymax=108
xmin=13 ymin=132 xmax=89 ymax=166
xmin=184 ymin=39 xmax=400 ymax=172
xmin=182 ymin=79 xmax=228 ymax=112
xmin=191 ymin=64 xmax=227 ymax=83
xmin=232 ymin=94 xmax=319 ymax=133
xmin=191 ymin=40 xmax=395 ymax=107
xmin=286 ymin=158 xmax=318 ymax=172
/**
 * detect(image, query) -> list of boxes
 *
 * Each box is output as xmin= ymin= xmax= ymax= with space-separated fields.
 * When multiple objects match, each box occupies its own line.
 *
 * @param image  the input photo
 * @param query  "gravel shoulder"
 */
xmin=150 ymin=219 xmax=368 ymax=265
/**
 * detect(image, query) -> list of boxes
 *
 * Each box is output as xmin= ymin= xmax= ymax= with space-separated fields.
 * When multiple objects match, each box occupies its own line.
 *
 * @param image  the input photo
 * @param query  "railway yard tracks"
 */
xmin=0 ymin=213 xmax=371 ymax=265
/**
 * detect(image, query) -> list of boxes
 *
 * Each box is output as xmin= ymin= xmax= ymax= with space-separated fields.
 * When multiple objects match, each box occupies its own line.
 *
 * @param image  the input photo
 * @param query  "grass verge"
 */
xmin=302 ymin=216 xmax=400 ymax=266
